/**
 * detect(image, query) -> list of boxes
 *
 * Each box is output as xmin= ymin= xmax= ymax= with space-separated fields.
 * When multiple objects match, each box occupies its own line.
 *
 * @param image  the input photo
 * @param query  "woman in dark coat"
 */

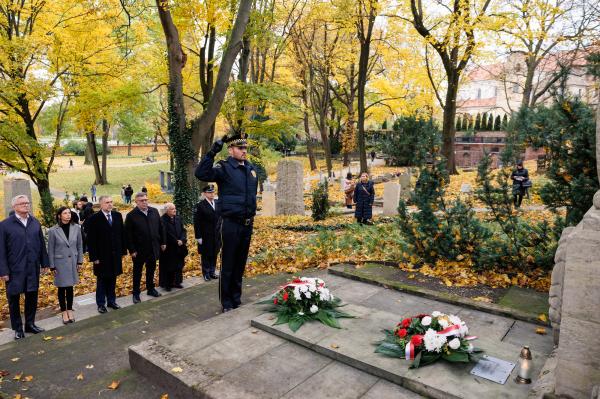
xmin=510 ymin=160 xmax=530 ymax=208
xmin=160 ymin=203 xmax=188 ymax=291
xmin=354 ymin=172 xmax=375 ymax=224
xmin=48 ymin=207 xmax=83 ymax=324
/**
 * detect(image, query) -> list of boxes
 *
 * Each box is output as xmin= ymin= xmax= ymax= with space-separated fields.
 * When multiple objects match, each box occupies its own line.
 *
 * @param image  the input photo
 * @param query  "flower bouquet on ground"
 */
xmin=259 ymin=277 xmax=353 ymax=332
xmin=375 ymin=311 xmax=483 ymax=368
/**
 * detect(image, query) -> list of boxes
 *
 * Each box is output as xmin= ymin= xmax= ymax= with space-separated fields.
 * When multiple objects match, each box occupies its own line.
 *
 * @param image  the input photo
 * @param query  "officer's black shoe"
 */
xmin=222 ymin=308 xmax=233 ymax=313
xmin=203 ymin=275 xmax=211 ymax=282
xmin=14 ymin=330 xmax=25 ymax=340
xmin=147 ymin=289 xmax=161 ymax=297
xmin=97 ymin=306 xmax=108 ymax=314
xmin=165 ymin=286 xmax=172 ymax=292
xmin=25 ymin=324 xmax=45 ymax=334
xmin=132 ymin=294 xmax=141 ymax=304
xmin=209 ymin=274 xmax=219 ymax=280
xmin=107 ymin=303 xmax=121 ymax=310
xmin=173 ymin=283 xmax=184 ymax=289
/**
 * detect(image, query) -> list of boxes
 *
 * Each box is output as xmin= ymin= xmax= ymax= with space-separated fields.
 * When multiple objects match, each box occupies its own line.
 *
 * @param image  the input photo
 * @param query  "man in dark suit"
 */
xmin=0 ymin=195 xmax=50 ymax=340
xmin=160 ymin=203 xmax=188 ymax=291
xmin=125 ymin=192 xmax=165 ymax=303
xmin=194 ymin=185 xmax=221 ymax=282
xmin=86 ymin=195 xmax=127 ymax=314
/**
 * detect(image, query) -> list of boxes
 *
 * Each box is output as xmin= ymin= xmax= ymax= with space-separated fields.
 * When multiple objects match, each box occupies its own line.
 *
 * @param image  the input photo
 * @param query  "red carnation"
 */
xmin=401 ymin=318 xmax=412 ymax=328
xmin=283 ymin=292 xmax=289 ymax=301
xmin=273 ymin=297 xmax=278 ymax=305
xmin=396 ymin=328 xmax=408 ymax=338
xmin=411 ymin=335 xmax=423 ymax=346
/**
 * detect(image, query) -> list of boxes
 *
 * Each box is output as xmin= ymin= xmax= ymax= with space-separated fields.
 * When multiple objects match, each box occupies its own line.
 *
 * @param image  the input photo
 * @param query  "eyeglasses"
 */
xmin=15 ymin=202 xmax=30 ymax=206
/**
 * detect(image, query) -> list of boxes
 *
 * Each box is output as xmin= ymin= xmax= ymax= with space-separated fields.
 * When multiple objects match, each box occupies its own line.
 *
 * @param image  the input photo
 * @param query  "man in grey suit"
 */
xmin=0 ymin=195 xmax=50 ymax=340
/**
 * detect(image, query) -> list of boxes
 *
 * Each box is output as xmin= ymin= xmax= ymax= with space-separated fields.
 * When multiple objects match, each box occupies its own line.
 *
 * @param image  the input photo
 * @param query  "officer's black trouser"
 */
xmin=201 ymin=251 xmax=217 ymax=277
xmin=219 ymin=218 xmax=253 ymax=310
xmin=8 ymin=291 xmax=38 ymax=331
xmin=132 ymin=255 xmax=156 ymax=295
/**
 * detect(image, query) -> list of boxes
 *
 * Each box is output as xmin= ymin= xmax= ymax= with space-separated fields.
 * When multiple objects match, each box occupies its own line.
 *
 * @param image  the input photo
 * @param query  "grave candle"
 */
xmin=515 ymin=346 xmax=533 ymax=384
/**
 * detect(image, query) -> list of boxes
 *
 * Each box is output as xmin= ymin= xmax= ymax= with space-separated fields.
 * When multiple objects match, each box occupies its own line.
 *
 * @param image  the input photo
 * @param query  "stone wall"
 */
xmin=548 ymin=191 xmax=600 ymax=398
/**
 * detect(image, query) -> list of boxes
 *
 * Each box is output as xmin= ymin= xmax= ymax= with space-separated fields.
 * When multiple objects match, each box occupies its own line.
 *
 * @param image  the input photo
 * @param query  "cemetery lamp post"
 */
xmin=515 ymin=346 xmax=533 ymax=384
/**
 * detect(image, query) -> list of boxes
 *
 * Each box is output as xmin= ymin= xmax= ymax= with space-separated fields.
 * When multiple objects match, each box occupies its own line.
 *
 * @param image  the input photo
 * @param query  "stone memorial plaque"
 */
xmin=470 ymin=355 xmax=515 ymax=385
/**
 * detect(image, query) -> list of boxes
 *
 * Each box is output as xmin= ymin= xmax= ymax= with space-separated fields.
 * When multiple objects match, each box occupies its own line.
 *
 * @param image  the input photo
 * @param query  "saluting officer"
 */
xmin=195 ymin=134 xmax=258 ymax=313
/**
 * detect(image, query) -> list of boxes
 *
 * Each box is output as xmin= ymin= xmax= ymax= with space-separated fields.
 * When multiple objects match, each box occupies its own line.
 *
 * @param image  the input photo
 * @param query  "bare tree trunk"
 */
xmin=86 ymin=132 xmax=103 ymax=185
xmin=101 ymin=119 xmax=109 ymax=184
xmin=442 ymin=77 xmax=459 ymax=174
xmin=152 ymin=132 xmax=158 ymax=152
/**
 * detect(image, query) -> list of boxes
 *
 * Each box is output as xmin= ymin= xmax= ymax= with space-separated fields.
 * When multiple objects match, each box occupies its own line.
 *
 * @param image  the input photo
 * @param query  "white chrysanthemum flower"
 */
xmin=308 ymin=284 xmax=316 ymax=292
xmin=300 ymin=285 xmax=308 ymax=293
xmin=439 ymin=319 xmax=449 ymax=329
xmin=459 ymin=322 xmax=469 ymax=337
xmin=431 ymin=311 xmax=442 ymax=317
xmin=320 ymin=288 xmax=331 ymax=301
xmin=448 ymin=338 xmax=461 ymax=350
xmin=298 ymin=311 xmax=305 ymax=316
xmin=310 ymin=305 xmax=319 ymax=314
xmin=293 ymin=287 xmax=302 ymax=300
xmin=424 ymin=329 xmax=446 ymax=353
xmin=448 ymin=315 xmax=462 ymax=326
xmin=421 ymin=316 xmax=432 ymax=326
xmin=304 ymin=291 xmax=311 ymax=299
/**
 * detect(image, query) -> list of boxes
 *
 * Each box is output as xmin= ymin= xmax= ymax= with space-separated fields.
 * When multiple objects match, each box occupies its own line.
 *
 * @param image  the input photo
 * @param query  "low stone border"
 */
xmin=328 ymin=262 xmax=548 ymax=327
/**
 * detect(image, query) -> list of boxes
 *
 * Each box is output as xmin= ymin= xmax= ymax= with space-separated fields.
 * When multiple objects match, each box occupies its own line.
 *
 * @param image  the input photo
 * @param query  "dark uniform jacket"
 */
xmin=86 ymin=210 xmax=127 ymax=278
xmin=354 ymin=181 xmax=375 ymax=220
xmin=125 ymin=207 xmax=165 ymax=261
xmin=160 ymin=214 xmax=188 ymax=269
xmin=0 ymin=215 xmax=49 ymax=296
xmin=194 ymin=199 xmax=221 ymax=255
xmin=195 ymin=155 xmax=258 ymax=219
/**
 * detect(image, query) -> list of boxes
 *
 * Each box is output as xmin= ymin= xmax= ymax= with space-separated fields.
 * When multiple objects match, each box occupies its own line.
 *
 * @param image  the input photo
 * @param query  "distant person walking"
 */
xmin=0 ymin=195 xmax=50 ymax=340
xmin=69 ymin=158 xmax=74 ymax=168
xmin=90 ymin=183 xmax=97 ymax=202
xmin=141 ymin=186 xmax=148 ymax=194
xmin=510 ymin=160 xmax=530 ymax=208
xmin=343 ymin=172 xmax=355 ymax=209
xmin=125 ymin=192 xmax=165 ymax=303
xmin=48 ymin=207 xmax=83 ymax=324
xmin=354 ymin=172 xmax=375 ymax=225
xmin=124 ymin=184 xmax=134 ymax=204
xmin=86 ymin=196 xmax=126 ymax=314
xmin=120 ymin=185 xmax=126 ymax=202
xmin=160 ymin=203 xmax=187 ymax=291
xmin=370 ymin=150 xmax=376 ymax=164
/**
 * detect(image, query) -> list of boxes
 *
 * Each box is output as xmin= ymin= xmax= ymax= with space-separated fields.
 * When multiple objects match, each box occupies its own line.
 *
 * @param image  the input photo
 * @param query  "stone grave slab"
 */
xmin=251 ymin=303 xmax=544 ymax=399
xmin=129 ymin=303 xmax=423 ymax=399
xmin=262 ymin=191 xmax=276 ymax=216
xmin=383 ymin=182 xmax=401 ymax=216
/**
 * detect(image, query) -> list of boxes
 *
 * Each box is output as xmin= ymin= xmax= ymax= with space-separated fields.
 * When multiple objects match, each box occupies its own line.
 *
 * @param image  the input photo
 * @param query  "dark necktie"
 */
xmin=107 ymin=213 xmax=112 ymax=226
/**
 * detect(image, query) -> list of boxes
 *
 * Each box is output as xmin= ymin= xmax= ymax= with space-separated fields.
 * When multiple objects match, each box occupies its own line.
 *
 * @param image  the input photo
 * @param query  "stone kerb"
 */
xmin=3 ymin=178 xmax=32 ymax=217
xmin=275 ymin=159 xmax=304 ymax=216
xmin=551 ymin=192 xmax=600 ymax=398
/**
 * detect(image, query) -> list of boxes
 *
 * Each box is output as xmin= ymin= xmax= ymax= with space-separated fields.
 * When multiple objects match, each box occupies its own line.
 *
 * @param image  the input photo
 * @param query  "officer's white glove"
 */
xmin=196 ymin=238 xmax=202 ymax=245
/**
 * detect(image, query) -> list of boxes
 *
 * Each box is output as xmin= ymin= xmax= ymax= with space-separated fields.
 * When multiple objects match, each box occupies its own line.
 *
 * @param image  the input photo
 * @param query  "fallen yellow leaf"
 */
xmin=23 ymin=375 xmax=33 ymax=382
xmin=13 ymin=394 xmax=22 ymax=399
xmin=14 ymin=372 xmax=23 ymax=381
xmin=42 ymin=336 xmax=53 ymax=341
xmin=76 ymin=373 xmax=84 ymax=381
xmin=535 ymin=327 xmax=547 ymax=335
xmin=330 ymin=344 xmax=340 ymax=349
xmin=472 ymin=296 xmax=492 ymax=303
xmin=108 ymin=380 xmax=120 ymax=390
xmin=11 ymin=357 xmax=19 ymax=362
xmin=161 ymin=394 xmax=169 ymax=399
xmin=85 ymin=364 xmax=94 ymax=369
xmin=538 ymin=314 xmax=548 ymax=322
xmin=55 ymin=336 xmax=64 ymax=341
xmin=171 ymin=367 xmax=183 ymax=373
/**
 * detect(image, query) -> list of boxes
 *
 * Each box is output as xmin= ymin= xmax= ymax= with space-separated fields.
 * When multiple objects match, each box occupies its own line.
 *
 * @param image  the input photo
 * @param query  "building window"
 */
xmin=463 ymin=146 xmax=470 ymax=151
xmin=512 ymin=83 xmax=519 ymax=93
xmin=491 ymin=147 xmax=500 ymax=153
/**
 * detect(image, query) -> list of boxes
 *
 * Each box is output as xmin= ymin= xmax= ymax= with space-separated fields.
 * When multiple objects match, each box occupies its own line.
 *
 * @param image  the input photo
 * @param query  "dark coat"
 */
xmin=354 ymin=181 xmax=375 ymax=220
xmin=193 ymin=199 xmax=221 ymax=255
xmin=79 ymin=202 xmax=94 ymax=223
xmin=86 ymin=210 xmax=127 ymax=278
xmin=195 ymin=155 xmax=258 ymax=219
xmin=124 ymin=186 xmax=134 ymax=197
xmin=0 ymin=215 xmax=49 ymax=296
xmin=160 ymin=214 xmax=188 ymax=271
xmin=125 ymin=207 xmax=165 ymax=261
xmin=511 ymin=168 xmax=530 ymax=194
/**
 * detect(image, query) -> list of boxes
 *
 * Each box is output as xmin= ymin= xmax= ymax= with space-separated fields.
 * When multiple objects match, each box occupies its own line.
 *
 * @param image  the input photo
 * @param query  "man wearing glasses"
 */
xmin=0 ymin=195 xmax=49 ymax=340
